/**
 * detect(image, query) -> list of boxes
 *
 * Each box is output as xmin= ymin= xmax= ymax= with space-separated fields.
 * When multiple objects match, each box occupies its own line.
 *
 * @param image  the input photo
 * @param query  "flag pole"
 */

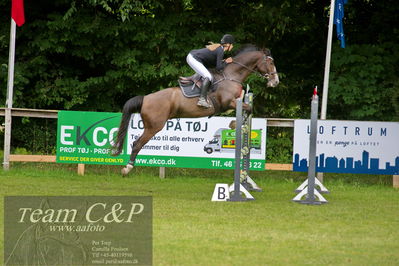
xmin=320 ymin=0 xmax=335 ymax=120
xmin=317 ymin=0 xmax=335 ymax=182
xmin=3 ymin=19 xmax=17 ymax=170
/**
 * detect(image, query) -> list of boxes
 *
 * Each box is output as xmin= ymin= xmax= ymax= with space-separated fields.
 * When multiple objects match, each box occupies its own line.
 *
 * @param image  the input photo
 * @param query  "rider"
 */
xmin=186 ymin=34 xmax=235 ymax=108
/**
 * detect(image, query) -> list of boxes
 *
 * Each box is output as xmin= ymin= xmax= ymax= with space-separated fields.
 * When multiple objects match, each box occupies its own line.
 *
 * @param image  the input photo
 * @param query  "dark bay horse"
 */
xmin=113 ymin=45 xmax=279 ymax=175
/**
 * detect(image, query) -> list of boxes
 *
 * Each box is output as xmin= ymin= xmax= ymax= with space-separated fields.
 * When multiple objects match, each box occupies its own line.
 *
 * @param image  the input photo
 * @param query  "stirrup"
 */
xmin=197 ymin=98 xmax=211 ymax=108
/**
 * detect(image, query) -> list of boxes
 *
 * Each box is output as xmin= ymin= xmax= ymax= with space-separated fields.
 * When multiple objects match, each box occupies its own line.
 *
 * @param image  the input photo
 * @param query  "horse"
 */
xmin=113 ymin=45 xmax=279 ymax=175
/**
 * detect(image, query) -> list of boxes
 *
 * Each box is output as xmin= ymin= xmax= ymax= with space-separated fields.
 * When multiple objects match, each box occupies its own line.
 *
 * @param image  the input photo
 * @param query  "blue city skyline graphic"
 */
xmin=293 ymin=150 xmax=399 ymax=175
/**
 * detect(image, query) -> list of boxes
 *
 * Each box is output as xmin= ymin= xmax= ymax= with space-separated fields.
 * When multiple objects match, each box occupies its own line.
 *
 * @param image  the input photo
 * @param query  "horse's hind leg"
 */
xmin=121 ymin=128 xmax=159 ymax=176
xmin=121 ymin=109 xmax=169 ymax=176
xmin=121 ymin=90 xmax=174 ymax=176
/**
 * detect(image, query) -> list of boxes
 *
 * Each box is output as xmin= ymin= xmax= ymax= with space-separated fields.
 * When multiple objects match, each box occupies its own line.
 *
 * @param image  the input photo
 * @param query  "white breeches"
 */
xmin=186 ymin=53 xmax=213 ymax=81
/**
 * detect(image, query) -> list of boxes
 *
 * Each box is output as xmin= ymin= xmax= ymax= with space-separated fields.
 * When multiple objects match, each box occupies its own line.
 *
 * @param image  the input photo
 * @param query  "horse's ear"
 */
xmin=262 ymin=48 xmax=271 ymax=56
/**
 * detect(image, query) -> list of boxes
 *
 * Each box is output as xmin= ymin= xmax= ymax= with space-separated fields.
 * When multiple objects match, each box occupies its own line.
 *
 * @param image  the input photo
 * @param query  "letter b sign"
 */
xmin=211 ymin=184 xmax=230 ymax=201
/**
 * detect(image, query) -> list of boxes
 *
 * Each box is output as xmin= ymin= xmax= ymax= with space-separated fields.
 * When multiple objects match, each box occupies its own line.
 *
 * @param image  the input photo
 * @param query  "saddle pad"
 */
xmin=178 ymin=80 xmax=201 ymax=98
xmin=178 ymin=80 xmax=216 ymax=98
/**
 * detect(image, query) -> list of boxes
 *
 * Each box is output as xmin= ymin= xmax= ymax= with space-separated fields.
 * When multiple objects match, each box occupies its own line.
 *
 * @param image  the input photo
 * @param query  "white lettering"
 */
xmin=86 ymin=203 xmax=106 ymax=223
xmin=109 ymin=128 xmax=118 ymax=146
xmin=93 ymin=127 xmax=108 ymax=146
xmin=61 ymin=125 xmax=74 ymax=145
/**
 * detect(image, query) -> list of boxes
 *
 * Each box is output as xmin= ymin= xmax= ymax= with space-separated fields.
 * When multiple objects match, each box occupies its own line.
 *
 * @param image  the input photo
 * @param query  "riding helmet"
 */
xmin=221 ymin=34 xmax=235 ymax=44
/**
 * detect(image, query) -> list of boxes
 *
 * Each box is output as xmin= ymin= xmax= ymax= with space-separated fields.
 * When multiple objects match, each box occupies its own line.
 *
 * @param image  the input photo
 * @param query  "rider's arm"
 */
xmin=215 ymin=46 xmax=227 ymax=71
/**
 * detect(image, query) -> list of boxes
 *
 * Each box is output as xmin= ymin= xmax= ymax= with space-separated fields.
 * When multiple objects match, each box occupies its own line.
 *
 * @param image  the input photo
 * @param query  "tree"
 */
xmin=0 ymin=0 xmax=397 ymax=116
xmin=328 ymin=43 xmax=398 ymax=121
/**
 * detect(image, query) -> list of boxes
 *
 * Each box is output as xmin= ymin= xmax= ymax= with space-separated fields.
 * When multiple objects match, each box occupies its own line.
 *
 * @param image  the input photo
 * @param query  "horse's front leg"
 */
xmin=226 ymin=98 xmax=252 ymax=114
xmin=242 ymin=102 xmax=252 ymax=114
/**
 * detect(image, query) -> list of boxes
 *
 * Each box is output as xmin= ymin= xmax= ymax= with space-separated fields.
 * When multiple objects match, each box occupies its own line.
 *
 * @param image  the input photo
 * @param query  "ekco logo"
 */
xmin=60 ymin=116 xmax=119 ymax=147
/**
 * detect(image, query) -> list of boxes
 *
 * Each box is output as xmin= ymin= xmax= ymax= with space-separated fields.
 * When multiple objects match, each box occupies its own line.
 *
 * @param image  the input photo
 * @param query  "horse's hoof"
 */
xmin=121 ymin=164 xmax=133 ymax=176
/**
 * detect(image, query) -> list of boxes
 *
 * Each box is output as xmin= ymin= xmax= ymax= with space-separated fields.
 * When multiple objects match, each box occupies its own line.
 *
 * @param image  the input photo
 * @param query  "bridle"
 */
xmin=233 ymin=54 xmax=278 ymax=80
xmin=213 ymin=53 xmax=278 ymax=87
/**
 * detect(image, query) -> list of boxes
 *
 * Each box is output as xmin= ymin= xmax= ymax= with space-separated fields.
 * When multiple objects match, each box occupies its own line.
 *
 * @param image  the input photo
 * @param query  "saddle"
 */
xmin=178 ymin=74 xmax=216 ymax=98
xmin=179 ymin=73 xmax=203 ymax=87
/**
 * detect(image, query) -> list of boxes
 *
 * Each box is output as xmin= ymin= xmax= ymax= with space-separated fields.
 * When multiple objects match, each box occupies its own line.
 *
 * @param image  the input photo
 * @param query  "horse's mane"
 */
xmin=233 ymin=44 xmax=271 ymax=57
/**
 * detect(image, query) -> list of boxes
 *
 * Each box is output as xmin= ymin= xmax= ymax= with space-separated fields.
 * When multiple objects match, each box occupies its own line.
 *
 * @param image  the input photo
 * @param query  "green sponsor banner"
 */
xmin=56 ymin=111 xmax=127 ymax=165
xmin=221 ymin=129 xmax=262 ymax=149
xmin=56 ymin=111 xmax=266 ymax=170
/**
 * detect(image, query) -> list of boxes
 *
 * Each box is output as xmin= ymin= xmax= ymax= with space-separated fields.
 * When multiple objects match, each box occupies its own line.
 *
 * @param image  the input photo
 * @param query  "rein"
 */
xmin=233 ymin=55 xmax=278 ymax=79
xmin=212 ymin=54 xmax=277 ymax=87
xmin=213 ymin=72 xmax=244 ymax=87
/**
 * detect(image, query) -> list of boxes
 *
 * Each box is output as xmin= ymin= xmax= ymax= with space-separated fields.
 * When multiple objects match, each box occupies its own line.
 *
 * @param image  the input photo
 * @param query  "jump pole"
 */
xmin=212 ymin=89 xmax=256 ymax=202
xmin=240 ymin=92 xmax=262 ymax=192
xmin=293 ymin=87 xmax=328 ymax=204
xmin=228 ymin=91 xmax=255 ymax=202
xmin=229 ymin=97 xmax=244 ymax=201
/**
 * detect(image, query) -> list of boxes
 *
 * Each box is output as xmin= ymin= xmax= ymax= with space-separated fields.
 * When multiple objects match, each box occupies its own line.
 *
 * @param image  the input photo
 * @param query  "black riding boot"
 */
xmin=197 ymin=78 xmax=211 ymax=108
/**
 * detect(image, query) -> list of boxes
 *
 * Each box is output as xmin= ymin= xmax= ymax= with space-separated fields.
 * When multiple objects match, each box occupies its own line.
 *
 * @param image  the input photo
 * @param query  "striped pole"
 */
xmin=229 ymin=98 xmax=244 ymax=201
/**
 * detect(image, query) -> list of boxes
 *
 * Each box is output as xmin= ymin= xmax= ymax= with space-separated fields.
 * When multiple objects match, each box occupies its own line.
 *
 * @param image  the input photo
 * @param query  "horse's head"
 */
xmin=231 ymin=45 xmax=279 ymax=88
xmin=256 ymin=49 xmax=279 ymax=87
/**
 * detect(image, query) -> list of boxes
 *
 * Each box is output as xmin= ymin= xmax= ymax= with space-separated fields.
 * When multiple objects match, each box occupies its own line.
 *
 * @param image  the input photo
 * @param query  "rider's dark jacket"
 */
xmin=189 ymin=46 xmax=226 ymax=71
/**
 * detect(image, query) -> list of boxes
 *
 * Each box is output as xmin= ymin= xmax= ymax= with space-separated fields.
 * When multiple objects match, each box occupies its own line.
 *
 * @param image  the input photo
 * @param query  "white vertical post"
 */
xmin=3 ymin=20 xmax=17 ymax=170
xmin=321 ymin=0 xmax=335 ymax=120
xmin=318 ymin=0 xmax=335 ymax=183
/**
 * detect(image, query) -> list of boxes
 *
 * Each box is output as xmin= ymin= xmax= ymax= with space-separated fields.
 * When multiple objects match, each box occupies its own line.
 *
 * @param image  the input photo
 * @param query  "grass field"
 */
xmin=1 ymin=163 xmax=398 ymax=265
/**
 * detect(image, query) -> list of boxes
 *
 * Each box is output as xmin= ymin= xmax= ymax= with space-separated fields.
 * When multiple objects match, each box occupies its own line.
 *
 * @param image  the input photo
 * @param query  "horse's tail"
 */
xmin=113 ymin=96 xmax=144 ymax=155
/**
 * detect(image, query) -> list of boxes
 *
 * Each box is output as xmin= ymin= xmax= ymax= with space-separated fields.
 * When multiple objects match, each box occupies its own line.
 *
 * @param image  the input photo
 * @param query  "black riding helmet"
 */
xmin=221 ymin=34 xmax=235 ymax=44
